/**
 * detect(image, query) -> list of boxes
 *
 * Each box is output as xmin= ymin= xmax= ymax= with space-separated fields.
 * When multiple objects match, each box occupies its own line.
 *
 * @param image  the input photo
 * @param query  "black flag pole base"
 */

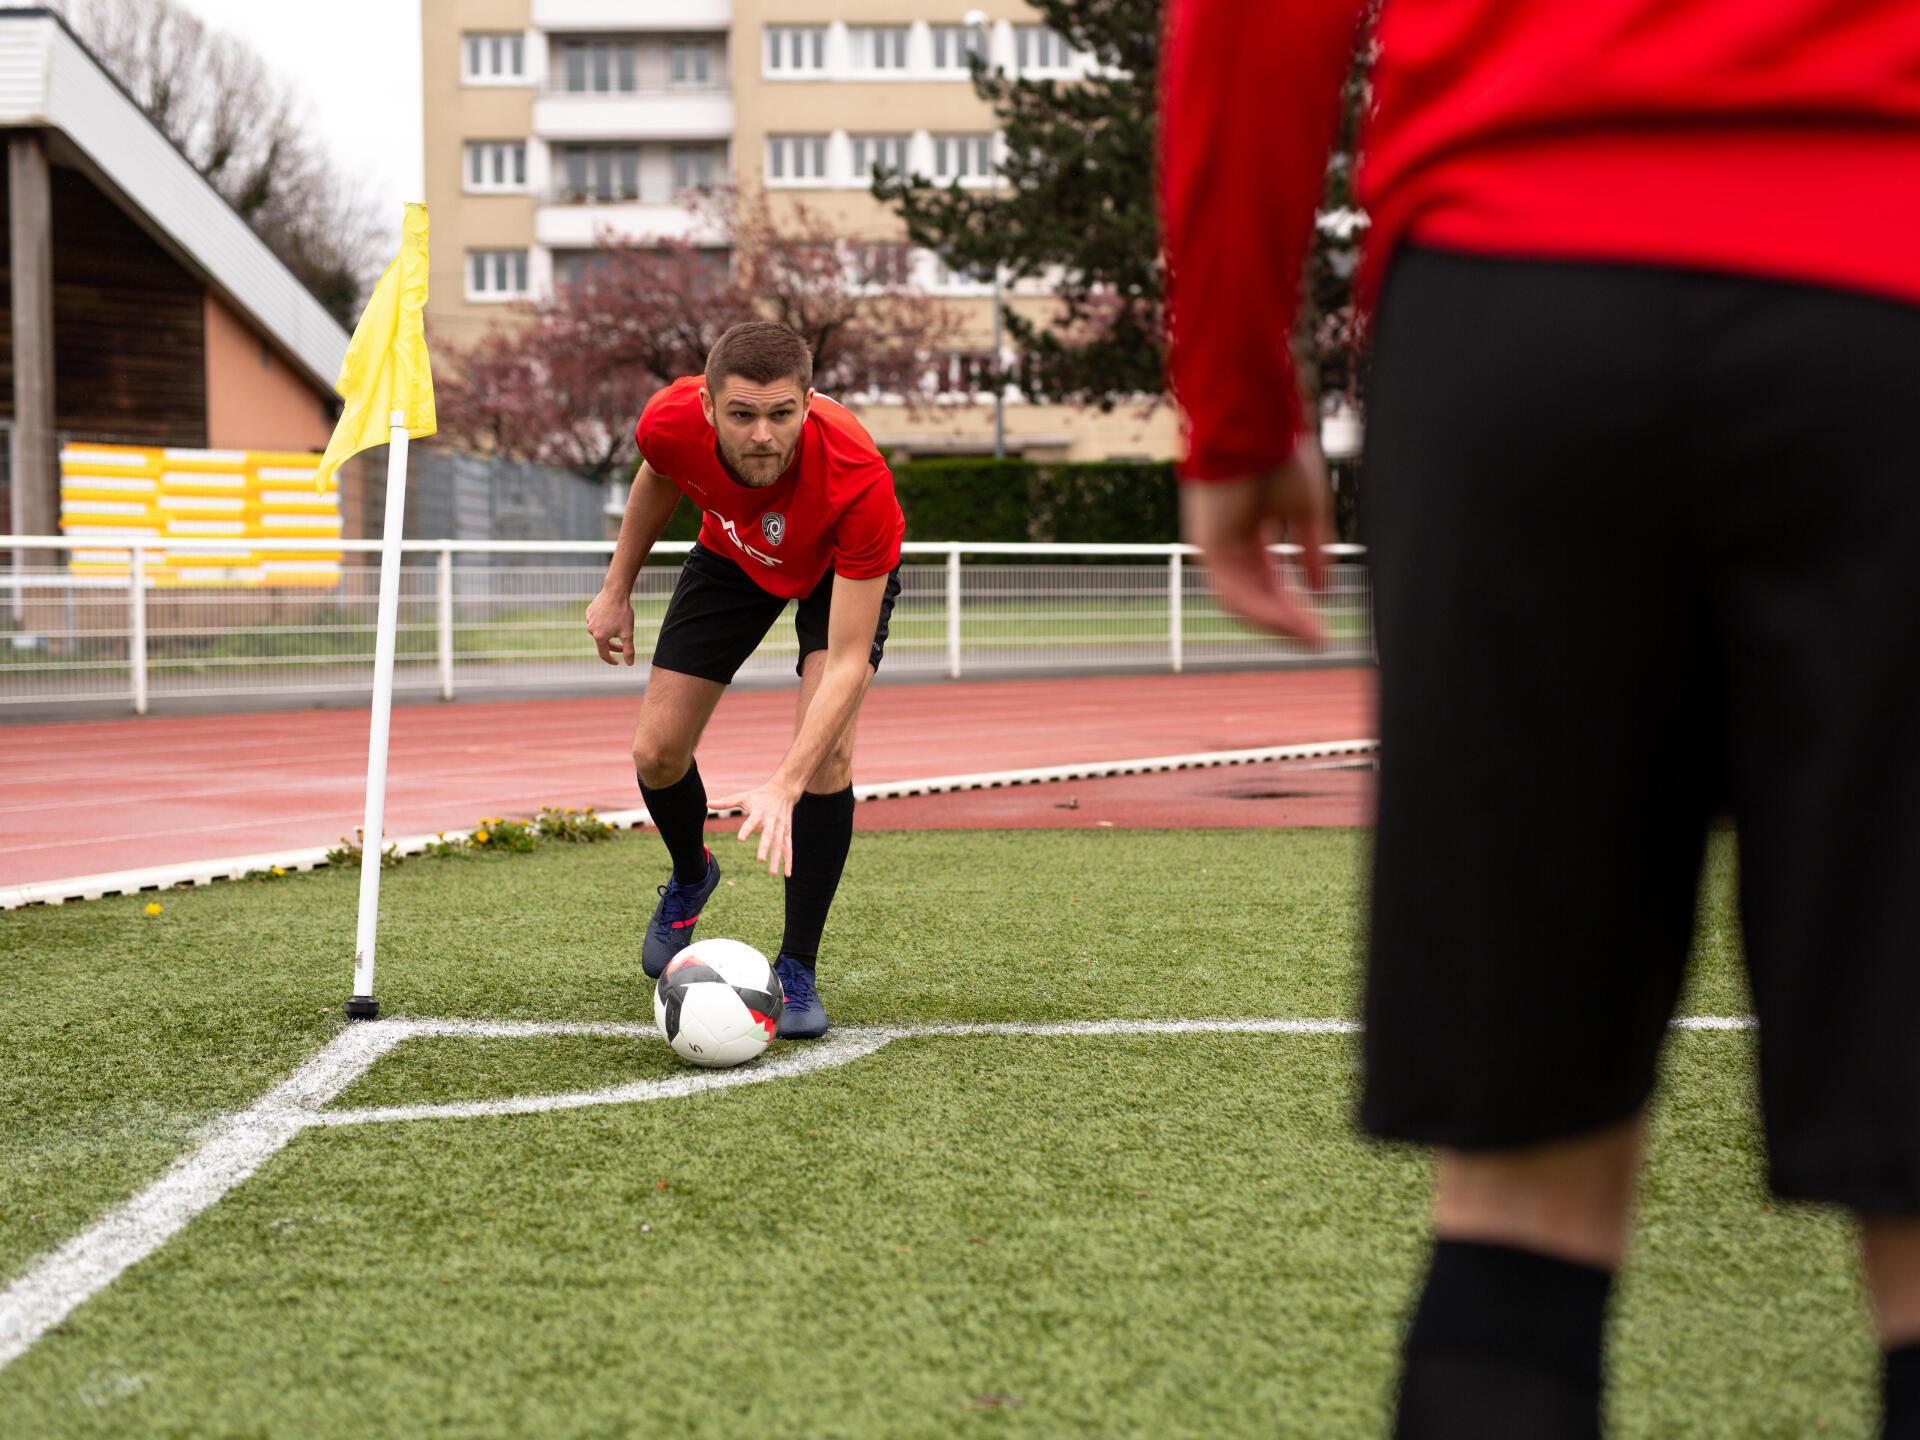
xmin=344 ymin=995 xmax=381 ymax=1020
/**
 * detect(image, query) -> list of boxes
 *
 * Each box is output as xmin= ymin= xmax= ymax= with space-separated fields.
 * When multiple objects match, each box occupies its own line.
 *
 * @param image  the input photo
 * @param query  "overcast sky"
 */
xmin=173 ymin=0 xmax=425 ymax=237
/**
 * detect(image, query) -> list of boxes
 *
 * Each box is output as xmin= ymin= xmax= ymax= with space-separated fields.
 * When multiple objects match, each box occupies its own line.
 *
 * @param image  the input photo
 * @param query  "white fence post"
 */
xmin=1169 ymin=549 xmax=1183 ymax=674
xmin=946 ymin=546 xmax=962 ymax=679
xmin=129 ymin=544 xmax=148 ymax=716
xmin=436 ymin=545 xmax=454 ymax=701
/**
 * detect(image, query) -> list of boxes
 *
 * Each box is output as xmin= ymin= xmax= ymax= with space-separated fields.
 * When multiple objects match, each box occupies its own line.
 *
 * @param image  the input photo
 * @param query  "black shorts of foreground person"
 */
xmin=1360 ymin=245 xmax=1920 ymax=1214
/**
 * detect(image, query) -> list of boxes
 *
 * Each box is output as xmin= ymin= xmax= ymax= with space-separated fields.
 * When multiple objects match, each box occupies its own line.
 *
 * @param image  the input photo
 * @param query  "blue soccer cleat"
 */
xmin=641 ymin=850 xmax=721 ymax=979
xmin=774 ymin=955 xmax=829 ymax=1039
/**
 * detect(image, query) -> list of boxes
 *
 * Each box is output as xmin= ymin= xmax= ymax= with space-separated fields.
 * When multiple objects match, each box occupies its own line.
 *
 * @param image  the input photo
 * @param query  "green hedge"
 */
xmin=641 ymin=457 xmax=1180 ymax=549
xmin=892 ymin=458 xmax=1178 ymax=545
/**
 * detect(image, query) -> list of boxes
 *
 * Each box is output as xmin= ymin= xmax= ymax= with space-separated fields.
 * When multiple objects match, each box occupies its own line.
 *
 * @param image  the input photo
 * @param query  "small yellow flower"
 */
xmin=474 ymin=830 xmax=490 ymax=844
xmin=145 ymin=902 xmax=162 ymax=916
xmin=565 ymin=808 xmax=576 ymax=814
xmin=271 ymin=866 xmax=285 ymax=877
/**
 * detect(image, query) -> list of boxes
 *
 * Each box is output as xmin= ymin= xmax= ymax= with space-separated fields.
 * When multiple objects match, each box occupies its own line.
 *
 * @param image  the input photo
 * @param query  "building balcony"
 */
xmin=532 ymin=87 xmax=733 ymax=142
xmin=533 ymin=0 xmax=730 ymax=30
xmin=535 ymin=198 xmax=725 ymax=249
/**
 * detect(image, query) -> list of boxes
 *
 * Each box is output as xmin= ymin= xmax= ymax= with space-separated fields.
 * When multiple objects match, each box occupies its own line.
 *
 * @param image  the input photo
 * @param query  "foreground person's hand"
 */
xmin=1180 ymin=435 xmax=1332 ymax=643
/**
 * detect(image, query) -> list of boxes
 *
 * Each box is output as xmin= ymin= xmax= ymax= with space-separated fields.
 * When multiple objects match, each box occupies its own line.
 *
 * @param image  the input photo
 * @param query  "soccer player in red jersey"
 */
xmin=584 ymin=321 xmax=904 ymax=1039
xmin=1162 ymin=1 xmax=1920 ymax=1434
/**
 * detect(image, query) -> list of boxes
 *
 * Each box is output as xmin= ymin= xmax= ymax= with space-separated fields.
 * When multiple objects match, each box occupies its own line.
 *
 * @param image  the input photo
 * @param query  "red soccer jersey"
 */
xmin=1160 ymin=0 xmax=1920 ymax=481
xmin=635 ymin=377 xmax=905 ymax=601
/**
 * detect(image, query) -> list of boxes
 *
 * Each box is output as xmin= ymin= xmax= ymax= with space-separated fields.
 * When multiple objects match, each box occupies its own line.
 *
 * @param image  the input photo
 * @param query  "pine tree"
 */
xmin=874 ymin=0 xmax=1163 ymax=408
xmin=877 ymin=0 xmax=1375 ymax=458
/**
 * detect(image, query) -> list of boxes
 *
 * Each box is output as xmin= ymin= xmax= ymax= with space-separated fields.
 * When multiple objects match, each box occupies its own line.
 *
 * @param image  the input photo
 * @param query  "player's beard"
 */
xmin=719 ymin=436 xmax=793 ymax=489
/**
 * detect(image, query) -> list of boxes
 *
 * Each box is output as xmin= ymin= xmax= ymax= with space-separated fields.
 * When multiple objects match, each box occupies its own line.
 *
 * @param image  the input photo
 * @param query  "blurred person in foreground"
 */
xmin=1161 ymin=1 xmax=1920 ymax=1435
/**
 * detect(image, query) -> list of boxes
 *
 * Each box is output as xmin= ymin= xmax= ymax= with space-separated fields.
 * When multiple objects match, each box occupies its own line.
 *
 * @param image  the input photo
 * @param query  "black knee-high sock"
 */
xmin=780 ymin=785 xmax=855 ymax=970
xmin=638 ymin=759 xmax=710 ymax=886
xmin=1395 ymin=1240 xmax=1613 ymax=1440
xmin=1886 ymin=1344 xmax=1920 ymax=1439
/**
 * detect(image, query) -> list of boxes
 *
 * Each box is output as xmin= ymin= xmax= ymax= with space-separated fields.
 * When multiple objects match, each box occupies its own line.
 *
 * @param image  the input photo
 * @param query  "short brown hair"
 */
xmin=705 ymin=321 xmax=813 ymax=398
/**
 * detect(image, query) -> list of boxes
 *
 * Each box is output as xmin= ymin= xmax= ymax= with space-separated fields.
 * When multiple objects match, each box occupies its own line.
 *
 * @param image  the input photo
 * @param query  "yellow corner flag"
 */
xmin=314 ymin=203 xmax=437 ymax=493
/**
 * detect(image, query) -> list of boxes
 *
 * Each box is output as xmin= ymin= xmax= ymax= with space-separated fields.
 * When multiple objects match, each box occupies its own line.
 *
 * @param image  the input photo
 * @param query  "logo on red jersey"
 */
xmin=760 ymin=512 xmax=786 ymax=546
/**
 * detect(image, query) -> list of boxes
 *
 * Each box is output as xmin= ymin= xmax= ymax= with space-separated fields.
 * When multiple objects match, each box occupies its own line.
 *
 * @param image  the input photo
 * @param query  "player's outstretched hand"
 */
xmin=1180 ymin=435 xmax=1332 ymax=644
xmin=710 ymin=780 xmax=801 ymax=878
xmin=585 ymin=590 xmax=637 ymax=666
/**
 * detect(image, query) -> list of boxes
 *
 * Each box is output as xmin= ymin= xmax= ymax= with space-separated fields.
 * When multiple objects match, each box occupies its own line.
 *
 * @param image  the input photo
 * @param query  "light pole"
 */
xmin=964 ymin=10 xmax=1005 ymax=459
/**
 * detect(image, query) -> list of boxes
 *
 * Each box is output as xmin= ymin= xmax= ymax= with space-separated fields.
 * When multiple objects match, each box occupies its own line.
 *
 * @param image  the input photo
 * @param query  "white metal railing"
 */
xmin=0 ymin=537 xmax=1372 ymax=713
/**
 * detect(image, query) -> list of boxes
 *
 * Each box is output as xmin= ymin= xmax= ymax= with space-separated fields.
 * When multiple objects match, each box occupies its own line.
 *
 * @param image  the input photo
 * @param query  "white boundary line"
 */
xmin=0 ymin=1007 xmax=1750 ymax=1374
xmin=0 ymin=739 xmax=1378 ymax=909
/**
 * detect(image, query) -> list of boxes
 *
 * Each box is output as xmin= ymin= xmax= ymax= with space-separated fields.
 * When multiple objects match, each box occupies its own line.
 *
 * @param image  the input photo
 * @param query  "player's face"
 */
xmin=703 ymin=377 xmax=810 ymax=489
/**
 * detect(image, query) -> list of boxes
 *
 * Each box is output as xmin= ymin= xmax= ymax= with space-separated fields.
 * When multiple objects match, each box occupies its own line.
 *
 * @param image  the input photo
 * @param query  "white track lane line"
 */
xmin=1 ymin=739 xmax=1379 ymax=908
xmin=0 ymin=1009 xmax=1753 ymax=1374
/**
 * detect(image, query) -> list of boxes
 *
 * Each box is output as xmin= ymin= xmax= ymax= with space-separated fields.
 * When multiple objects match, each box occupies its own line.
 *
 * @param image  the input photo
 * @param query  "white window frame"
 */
xmin=847 ymin=25 xmax=910 ymax=72
xmin=929 ymin=25 xmax=985 ymax=74
xmin=671 ymin=145 xmax=719 ymax=193
xmin=557 ymin=146 xmax=643 ymax=204
xmin=931 ymin=133 xmax=996 ymax=186
xmin=847 ymin=241 xmax=914 ymax=291
xmin=1015 ymin=25 xmax=1077 ymax=75
xmin=849 ymin=134 xmax=910 ymax=184
xmin=668 ymin=40 xmax=714 ymax=86
xmin=766 ymin=134 xmax=831 ymax=187
xmin=764 ymin=25 xmax=828 ymax=76
xmin=467 ymin=249 xmax=531 ymax=302
xmin=462 ymin=32 xmax=528 ymax=85
xmin=464 ymin=141 xmax=528 ymax=194
xmin=559 ymin=39 xmax=639 ymax=94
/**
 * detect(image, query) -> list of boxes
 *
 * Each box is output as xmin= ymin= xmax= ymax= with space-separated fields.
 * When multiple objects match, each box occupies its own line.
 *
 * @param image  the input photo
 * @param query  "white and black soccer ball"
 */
xmin=653 ymin=938 xmax=784 ymax=1069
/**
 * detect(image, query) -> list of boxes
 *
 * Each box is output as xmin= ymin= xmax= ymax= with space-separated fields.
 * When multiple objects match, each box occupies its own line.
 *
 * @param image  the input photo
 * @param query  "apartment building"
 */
xmin=421 ymin=0 xmax=1177 ymax=464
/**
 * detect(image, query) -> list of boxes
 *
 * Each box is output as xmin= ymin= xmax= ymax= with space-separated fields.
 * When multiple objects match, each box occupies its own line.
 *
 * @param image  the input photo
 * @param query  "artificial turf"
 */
xmin=0 ymin=827 xmax=1878 ymax=1436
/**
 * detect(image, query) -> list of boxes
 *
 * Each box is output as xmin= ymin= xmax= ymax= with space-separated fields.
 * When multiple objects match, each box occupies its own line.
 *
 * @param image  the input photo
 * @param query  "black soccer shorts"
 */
xmin=1358 ymin=246 xmax=1920 ymax=1212
xmin=650 ymin=541 xmax=903 ymax=685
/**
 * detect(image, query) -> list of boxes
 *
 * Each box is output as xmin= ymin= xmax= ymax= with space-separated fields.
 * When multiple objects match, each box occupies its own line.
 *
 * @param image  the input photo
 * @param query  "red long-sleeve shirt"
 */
xmin=1161 ymin=0 xmax=1920 ymax=481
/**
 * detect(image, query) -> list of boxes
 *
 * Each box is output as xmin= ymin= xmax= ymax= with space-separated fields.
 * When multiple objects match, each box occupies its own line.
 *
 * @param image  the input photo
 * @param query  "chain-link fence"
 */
xmin=0 ymin=539 xmax=1372 ymax=713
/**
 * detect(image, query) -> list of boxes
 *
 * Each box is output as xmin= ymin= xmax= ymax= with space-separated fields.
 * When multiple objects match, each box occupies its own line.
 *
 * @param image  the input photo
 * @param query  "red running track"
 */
xmin=1 ymin=669 xmax=1375 ymax=887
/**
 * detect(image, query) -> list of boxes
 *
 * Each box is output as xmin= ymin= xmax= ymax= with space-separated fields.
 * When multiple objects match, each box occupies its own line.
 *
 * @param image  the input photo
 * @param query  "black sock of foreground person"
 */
xmin=1885 ymin=1344 xmax=1920 ymax=1438
xmin=779 ymin=785 xmax=855 ymax=972
xmin=1394 ymin=1239 xmax=1612 ymax=1440
xmin=638 ymin=760 xmax=711 ymax=887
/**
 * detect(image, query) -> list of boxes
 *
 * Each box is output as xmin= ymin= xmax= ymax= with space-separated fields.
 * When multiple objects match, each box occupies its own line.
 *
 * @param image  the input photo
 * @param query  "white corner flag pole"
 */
xmin=345 ymin=408 xmax=412 ymax=1020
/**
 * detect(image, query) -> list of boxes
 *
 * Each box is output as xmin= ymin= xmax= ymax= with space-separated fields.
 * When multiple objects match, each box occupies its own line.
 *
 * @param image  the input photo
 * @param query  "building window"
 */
xmin=851 ymin=242 xmax=912 ymax=287
xmin=463 ymin=32 xmax=526 ymax=83
xmin=934 ymin=352 xmax=997 ymax=393
xmin=933 ymin=254 xmax=994 ymax=290
xmin=848 ymin=26 xmax=909 ymax=70
xmin=672 ymin=146 xmax=718 ymax=192
xmin=562 ymin=39 xmax=639 ymax=93
xmin=933 ymin=134 xmax=994 ymax=183
xmin=669 ymin=41 xmax=713 ymax=85
xmin=469 ymin=250 xmax=531 ymax=299
xmin=850 ymin=134 xmax=909 ymax=183
xmin=765 ymin=26 xmax=827 ymax=74
xmin=559 ymin=146 xmax=641 ymax=202
xmin=1016 ymin=26 xmax=1075 ymax=72
xmin=931 ymin=25 xmax=986 ymax=72
xmin=465 ymin=141 xmax=527 ymax=192
xmin=767 ymin=134 xmax=829 ymax=184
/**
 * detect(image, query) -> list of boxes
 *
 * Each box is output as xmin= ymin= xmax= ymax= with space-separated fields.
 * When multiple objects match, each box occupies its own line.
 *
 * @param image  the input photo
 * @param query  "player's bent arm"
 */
xmin=586 ymin=461 xmax=681 ymax=665
xmin=770 ymin=573 xmax=887 ymax=797
xmin=602 ymin=461 xmax=681 ymax=596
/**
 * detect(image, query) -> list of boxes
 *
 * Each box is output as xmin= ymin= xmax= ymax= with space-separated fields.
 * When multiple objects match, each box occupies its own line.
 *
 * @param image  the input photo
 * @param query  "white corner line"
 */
xmin=0 ymin=739 xmax=1379 ymax=909
xmin=0 ymin=1006 xmax=1749 ymax=1375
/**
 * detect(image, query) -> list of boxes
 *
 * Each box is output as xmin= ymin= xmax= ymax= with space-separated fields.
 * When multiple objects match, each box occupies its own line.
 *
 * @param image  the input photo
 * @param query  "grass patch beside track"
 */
xmin=0 ymin=828 xmax=1877 ymax=1437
